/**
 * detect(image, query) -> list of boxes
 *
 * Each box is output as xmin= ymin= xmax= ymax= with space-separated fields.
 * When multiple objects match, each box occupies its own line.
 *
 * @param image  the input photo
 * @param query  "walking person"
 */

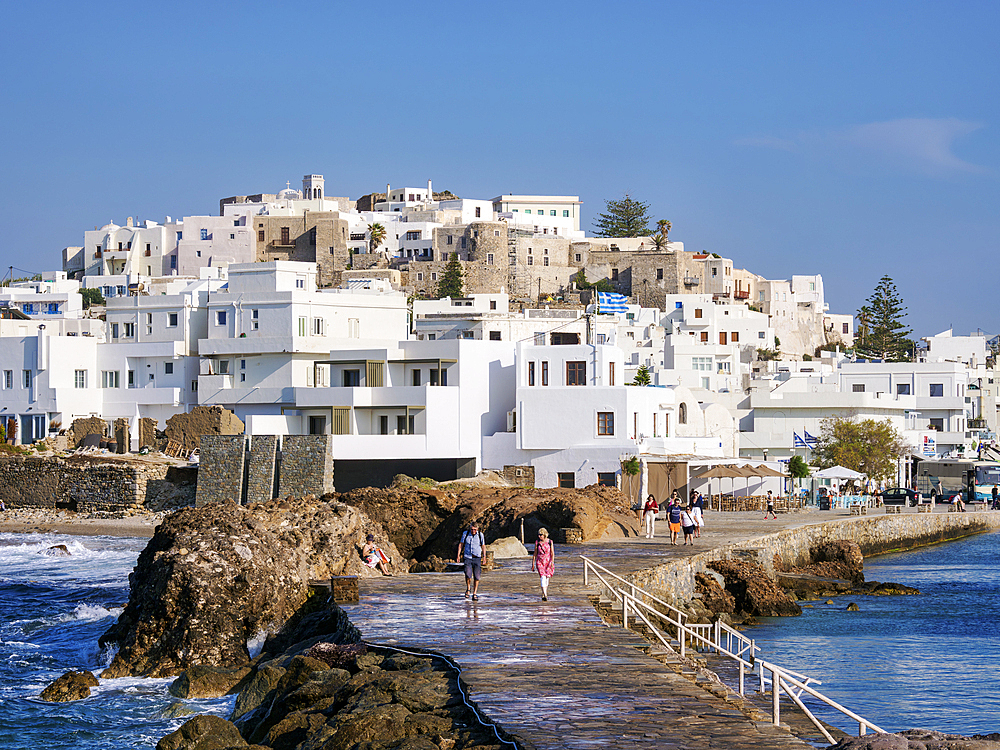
xmin=691 ymin=497 xmax=704 ymax=538
xmin=764 ymin=490 xmax=777 ymax=519
xmin=666 ymin=499 xmax=683 ymax=545
xmin=531 ymin=527 xmax=555 ymax=601
xmin=457 ymin=521 xmax=486 ymax=601
xmin=992 ymin=485 xmax=998 ymax=510
xmin=642 ymin=494 xmax=659 ymax=538
xmin=680 ymin=505 xmax=696 ymax=545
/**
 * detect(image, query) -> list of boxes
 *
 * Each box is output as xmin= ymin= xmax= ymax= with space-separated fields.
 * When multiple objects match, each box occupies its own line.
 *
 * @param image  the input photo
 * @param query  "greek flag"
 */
xmin=803 ymin=430 xmax=819 ymax=448
xmin=793 ymin=432 xmax=808 ymax=449
xmin=597 ymin=291 xmax=628 ymax=313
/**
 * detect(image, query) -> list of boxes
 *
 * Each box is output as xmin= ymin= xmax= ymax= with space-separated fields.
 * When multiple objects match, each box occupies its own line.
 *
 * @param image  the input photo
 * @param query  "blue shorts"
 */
xmin=464 ymin=556 xmax=482 ymax=581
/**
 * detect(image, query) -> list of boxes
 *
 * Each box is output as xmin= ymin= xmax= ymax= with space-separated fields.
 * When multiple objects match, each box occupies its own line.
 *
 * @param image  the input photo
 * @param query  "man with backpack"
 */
xmin=457 ymin=521 xmax=486 ymax=601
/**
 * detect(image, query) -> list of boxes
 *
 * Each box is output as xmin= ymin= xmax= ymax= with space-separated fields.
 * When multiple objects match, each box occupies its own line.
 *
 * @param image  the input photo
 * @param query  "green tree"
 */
xmin=649 ymin=219 xmax=672 ymax=251
xmin=367 ymin=222 xmax=387 ymax=254
xmin=79 ymin=287 xmax=105 ymax=309
xmin=788 ymin=455 xmax=811 ymax=479
xmin=436 ymin=253 xmax=464 ymax=299
xmin=630 ymin=365 xmax=651 ymax=386
xmin=813 ymin=416 xmax=908 ymax=484
xmin=855 ymin=275 xmax=914 ymax=361
xmin=593 ymin=194 xmax=653 ymax=237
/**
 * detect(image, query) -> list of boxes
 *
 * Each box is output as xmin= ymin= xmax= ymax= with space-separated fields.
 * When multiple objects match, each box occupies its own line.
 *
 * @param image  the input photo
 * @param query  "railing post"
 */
xmin=739 ymin=661 xmax=745 ymax=696
xmin=622 ymin=593 xmax=629 ymax=629
xmin=860 ymin=722 xmax=866 ymax=736
xmin=714 ymin=620 xmax=720 ymax=653
xmin=772 ymin=667 xmax=781 ymax=726
xmin=583 ymin=558 xmax=589 ymax=586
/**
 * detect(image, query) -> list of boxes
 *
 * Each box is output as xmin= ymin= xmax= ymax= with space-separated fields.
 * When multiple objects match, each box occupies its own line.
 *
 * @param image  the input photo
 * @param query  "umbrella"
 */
xmin=692 ymin=465 xmax=743 ymax=502
xmin=812 ymin=465 xmax=864 ymax=480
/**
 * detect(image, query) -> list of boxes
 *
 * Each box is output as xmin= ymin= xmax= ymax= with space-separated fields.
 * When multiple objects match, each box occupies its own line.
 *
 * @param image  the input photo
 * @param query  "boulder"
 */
xmin=168 ymin=665 xmax=252 ymax=699
xmin=155 ymin=714 xmax=248 ymax=750
xmin=408 ymin=554 xmax=451 ymax=573
xmin=98 ymin=497 xmax=391 ymax=678
xmin=694 ymin=572 xmax=736 ymax=615
xmin=827 ymin=729 xmax=1000 ymax=750
xmin=709 ymin=558 xmax=802 ymax=617
xmin=39 ymin=670 xmax=99 ymax=701
xmin=44 ymin=544 xmax=71 ymax=556
xmin=486 ymin=536 xmax=529 ymax=559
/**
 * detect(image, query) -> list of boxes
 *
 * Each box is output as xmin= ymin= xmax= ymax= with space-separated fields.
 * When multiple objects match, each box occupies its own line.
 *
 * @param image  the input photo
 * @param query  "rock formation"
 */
xmin=827 ymin=729 xmax=1000 ymax=750
xmin=39 ymin=670 xmax=99 ymax=701
xmin=708 ymin=558 xmax=802 ymax=617
xmin=335 ymin=481 xmax=639 ymax=562
xmin=99 ymin=495 xmax=402 ymax=678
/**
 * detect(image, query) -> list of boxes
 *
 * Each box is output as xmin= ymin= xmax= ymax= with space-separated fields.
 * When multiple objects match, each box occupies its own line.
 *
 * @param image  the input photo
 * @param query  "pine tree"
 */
xmin=436 ymin=253 xmax=464 ymax=299
xmin=855 ymin=275 xmax=913 ymax=361
xmin=630 ymin=365 xmax=651 ymax=386
xmin=593 ymin=194 xmax=653 ymax=237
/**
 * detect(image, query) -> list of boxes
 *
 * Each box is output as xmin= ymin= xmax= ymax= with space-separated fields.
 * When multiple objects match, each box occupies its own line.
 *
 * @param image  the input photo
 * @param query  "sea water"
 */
xmin=0 ymin=532 xmax=234 ymax=750
xmin=743 ymin=528 xmax=1000 ymax=736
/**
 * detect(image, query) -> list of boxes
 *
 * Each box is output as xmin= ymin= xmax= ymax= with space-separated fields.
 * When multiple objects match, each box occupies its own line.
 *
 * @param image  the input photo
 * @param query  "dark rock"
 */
xmin=98 ymin=497 xmax=385 ymax=678
xmin=155 ymin=714 xmax=248 ymax=750
xmin=409 ymin=554 xmax=451 ymax=573
xmin=826 ymin=728 xmax=1000 ymax=749
xmin=160 ymin=702 xmax=198 ymax=719
xmin=305 ymin=641 xmax=368 ymax=669
xmin=709 ymin=558 xmax=802 ymax=617
xmin=260 ymin=603 xmax=360 ymax=660
xmin=44 ymin=544 xmax=71 ymax=556
xmin=695 ymin=572 xmax=736 ymax=614
xmin=231 ymin=665 xmax=285 ymax=722
xmin=776 ymin=571 xmax=853 ymax=599
xmin=168 ymin=665 xmax=252 ymax=699
xmin=39 ymin=670 xmax=99 ymax=701
xmin=847 ymin=602 xmax=860 ymax=611
xmin=856 ymin=581 xmax=921 ymax=596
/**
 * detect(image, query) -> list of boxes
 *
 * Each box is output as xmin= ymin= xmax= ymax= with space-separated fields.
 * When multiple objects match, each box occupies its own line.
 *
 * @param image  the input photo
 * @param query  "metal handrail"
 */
xmin=582 ymin=555 xmax=886 ymax=738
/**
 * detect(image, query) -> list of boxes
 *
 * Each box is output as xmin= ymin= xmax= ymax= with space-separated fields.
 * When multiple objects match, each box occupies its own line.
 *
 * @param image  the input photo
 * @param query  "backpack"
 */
xmin=462 ymin=531 xmax=485 ymax=555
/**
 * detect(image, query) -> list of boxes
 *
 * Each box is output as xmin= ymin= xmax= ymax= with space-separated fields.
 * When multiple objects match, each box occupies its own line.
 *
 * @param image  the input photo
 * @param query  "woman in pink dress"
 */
xmin=532 ymin=527 xmax=555 ymax=601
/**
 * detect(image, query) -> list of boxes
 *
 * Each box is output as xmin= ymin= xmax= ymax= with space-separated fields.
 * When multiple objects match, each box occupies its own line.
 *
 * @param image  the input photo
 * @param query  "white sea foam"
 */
xmin=247 ymin=629 xmax=268 ymax=658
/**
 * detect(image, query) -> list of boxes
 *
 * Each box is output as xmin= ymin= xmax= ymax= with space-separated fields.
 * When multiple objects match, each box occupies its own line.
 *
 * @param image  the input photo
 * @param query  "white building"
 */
xmin=0 ymin=271 xmax=85 ymax=319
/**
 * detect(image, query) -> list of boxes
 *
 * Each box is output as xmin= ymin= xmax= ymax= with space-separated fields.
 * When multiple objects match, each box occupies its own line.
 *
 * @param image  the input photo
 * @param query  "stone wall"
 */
xmin=621 ymin=513 xmax=1000 ymax=608
xmin=139 ymin=418 xmax=158 ymax=450
xmin=68 ymin=417 xmax=107 ymax=448
xmin=500 ymin=465 xmax=535 ymax=487
xmin=165 ymin=406 xmax=244 ymax=453
xmin=195 ymin=435 xmax=247 ymax=507
xmin=278 ymin=435 xmax=334 ymax=497
xmin=245 ymin=435 xmax=278 ymax=505
xmin=0 ymin=456 xmax=196 ymax=512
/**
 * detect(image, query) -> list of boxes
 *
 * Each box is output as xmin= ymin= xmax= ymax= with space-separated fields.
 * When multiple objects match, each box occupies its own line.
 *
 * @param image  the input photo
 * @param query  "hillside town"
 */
xmin=2 ymin=174 xmax=996 ymax=496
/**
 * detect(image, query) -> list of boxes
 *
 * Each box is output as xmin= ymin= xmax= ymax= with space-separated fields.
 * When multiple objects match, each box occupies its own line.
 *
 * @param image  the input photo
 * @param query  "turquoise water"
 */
xmin=0 ymin=532 xmax=234 ymax=750
xmin=743 ymin=529 xmax=1000 ymax=735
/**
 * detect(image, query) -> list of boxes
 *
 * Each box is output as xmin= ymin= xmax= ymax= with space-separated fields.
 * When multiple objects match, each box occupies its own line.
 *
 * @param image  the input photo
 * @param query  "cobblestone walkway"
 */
xmin=342 ymin=511 xmax=843 ymax=750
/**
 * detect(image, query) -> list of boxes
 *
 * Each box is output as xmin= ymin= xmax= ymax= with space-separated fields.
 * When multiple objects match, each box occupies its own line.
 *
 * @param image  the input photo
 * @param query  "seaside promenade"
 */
xmin=342 ymin=509 xmax=864 ymax=750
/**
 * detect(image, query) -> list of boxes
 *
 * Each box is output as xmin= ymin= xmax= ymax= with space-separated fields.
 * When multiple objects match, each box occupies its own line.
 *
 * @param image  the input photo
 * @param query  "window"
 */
xmin=101 ymin=371 xmax=120 ymax=388
xmin=494 ymin=230 xmax=500 ymax=236
xmin=298 ymin=317 xmax=307 ymax=337
xmin=528 ymin=362 xmax=535 ymax=386
xmin=296 ymin=277 xmax=305 ymax=289
xmin=218 ymin=360 xmax=230 ymax=375
xmin=23 ymin=370 xmax=32 ymax=388
xmin=343 ymin=370 xmax=361 ymax=387
xmin=164 ymin=362 xmax=174 ymax=375
xmin=543 ymin=257 xmax=549 ymax=266
xmin=694 ymin=308 xmax=703 ymax=318
xmin=168 ymin=312 xmax=178 ymax=327
xmin=461 ymin=238 xmax=467 ymax=249
xmin=447 ymin=235 xmax=453 ymax=245
xmin=852 ymin=383 xmax=866 ymax=392
xmin=558 ymin=472 xmax=575 ymax=488
xmin=3 ymin=370 xmax=11 ymax=389
xmin=417 ymin=272 xmax=424 ymax=281
xmin=597 ymin=411 xmax=614 ymax=436
xmin=679 ymin=402 xmax=688 ymax=424
xmin=489 ymin=300 xmax=497 ymax=310
xmin=657 ymin=268 xmax=663 ymax=280
xmin=541 ymin=361 xmax=549 ymax=386
xmin=405 ymin=230 xmax=421 ymax=241
xmin=842 ymin=323 xmax=850 ymax=334
xmin=199 ymin=229 xmax=208 ymax=241
xmin=462 ymin=331 xmax=474 ymax=339
xmin=700 ymin=332 xmax=708 ymax=342
xmin=609 ymin=362 xmax=615 ymax=386
xmin=929 ymin=418 xmax=944 ymax=431
xmin=563 ymin=210 xmax=569 ymax=217
xmin=191 ymin=380 xmax=198 ymax=392
xmin=489 ymin=331 xmax=501 ymax=341
xmin=75 ymin=370 xmax=87 ymax=388
xmin=128 ymin=370 xmax=135 ymax=387
xmin=111 ymin=323 xmax=120 ymax=338
xmin=251 ymin=309 xmax=259 ymax=330
xmin=170 ymin=255 xmax=177 ymax=269
xmin=567 ymin=361 xmax=586 ymax=385
xmin=258 ymin=230 xmax=265 ymax=242
xmin=431 ymin=273 xmax=438 ymax=281
xmin=575 ymin=254 xmax=581 ymax=262
xmin=712 ymin=267 xmax=718 ymax=277
xmin=729 ymin=331 xmax=739 ymax=343
xmin=929 ymin=383 xmax=944 ymax=397
xmin=527 ymin=257 xmax=533 ymax=266
xmin=896 ymin=383 xmax=911 ymax=395
xmin=380 ymin=415 xmax=389 ymax=435
xmin=719 ymin=332 xmax=727 ymax=345
xmin=758 ymin=331 xmax=765 ymax=339
xmin=717 ymin=361 xmax=731 ymax=373
xmin=692 ymin=357 xmax=712 ymax=372
xmin=280 ymin=227 xmax=290 ymax=245
xmin=525 ymin=209 xmax=531 ymax=214
xmin=313 ymin=318 xmax=324 ymax=335
xmin=475 ymin=206 xmax=481 ymax=218
xmin=487 ymin=253 xmax=494 ymax=265
xmin=611 ymin=268 xmax=618 ymax=280
xmin=216 ymin=310 xmax=227 ymax=326
xmin=412 ymin=370 xmax=421 ymax=386
xmin=597 ymin=472 xmax=616 ymax=487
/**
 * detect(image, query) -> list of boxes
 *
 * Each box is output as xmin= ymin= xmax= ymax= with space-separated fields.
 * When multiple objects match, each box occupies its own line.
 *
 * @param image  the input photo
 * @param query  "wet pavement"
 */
xmin=342 ymin=510 xmax=857 ymax=749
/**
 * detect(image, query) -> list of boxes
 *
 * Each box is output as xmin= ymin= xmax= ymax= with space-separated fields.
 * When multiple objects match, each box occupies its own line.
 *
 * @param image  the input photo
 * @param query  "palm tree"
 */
xmin=649 ymin=219 xmax=672 ymax=251
xmin=367 ymin=223 xmax=387 ymax=254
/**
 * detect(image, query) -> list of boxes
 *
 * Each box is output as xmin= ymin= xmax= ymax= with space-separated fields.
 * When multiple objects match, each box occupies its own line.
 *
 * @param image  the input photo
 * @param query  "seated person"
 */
xmin=952 ymin=493 xmax=965 ymax=512
xmin=362 ymin=534 xmax=393 ymax=575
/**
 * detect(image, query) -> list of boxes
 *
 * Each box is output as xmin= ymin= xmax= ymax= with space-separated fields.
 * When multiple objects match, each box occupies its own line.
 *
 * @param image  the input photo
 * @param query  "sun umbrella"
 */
xmin=693 ymin=465 xmax=743 ymax=502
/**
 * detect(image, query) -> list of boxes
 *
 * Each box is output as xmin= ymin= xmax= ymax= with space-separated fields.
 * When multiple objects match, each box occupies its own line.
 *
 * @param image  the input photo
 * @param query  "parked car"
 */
xmin=880 ymin=487 xmax=917 ymax=506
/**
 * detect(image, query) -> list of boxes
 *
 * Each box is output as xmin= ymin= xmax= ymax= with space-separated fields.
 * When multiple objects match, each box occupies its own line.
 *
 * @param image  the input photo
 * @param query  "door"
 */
xmin=308 ymin=416 xmax=326 ymax=435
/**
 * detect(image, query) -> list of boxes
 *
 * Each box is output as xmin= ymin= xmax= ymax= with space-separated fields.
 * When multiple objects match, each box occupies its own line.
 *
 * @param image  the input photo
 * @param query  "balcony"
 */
xmin=969 ymin=417 xmax=987 ymax=429
xmin=683 ymin=276 xmax=700 ymax=286
xmin=734 ymin=290 xmax=750 ymax=300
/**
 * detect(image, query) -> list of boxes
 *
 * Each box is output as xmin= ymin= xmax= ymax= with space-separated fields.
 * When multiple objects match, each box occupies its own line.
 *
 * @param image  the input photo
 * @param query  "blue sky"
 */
xmin=2 ymin=1 xmax=997 ymax=338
